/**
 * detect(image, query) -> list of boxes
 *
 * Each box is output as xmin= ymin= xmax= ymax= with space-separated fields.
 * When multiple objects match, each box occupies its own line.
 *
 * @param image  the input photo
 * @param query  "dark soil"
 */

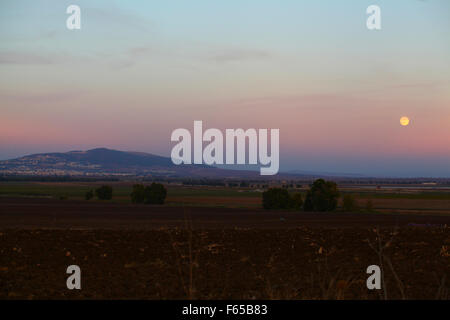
xmin=0 ymin=198 xmax=449 ymax=300
xmin=1 ymin=197 xmax=449 ymax=230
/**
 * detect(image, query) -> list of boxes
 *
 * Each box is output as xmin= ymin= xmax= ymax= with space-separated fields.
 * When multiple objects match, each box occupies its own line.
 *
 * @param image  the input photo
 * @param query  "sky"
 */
xmin=1 ymin=0 xmax=449 ymax=177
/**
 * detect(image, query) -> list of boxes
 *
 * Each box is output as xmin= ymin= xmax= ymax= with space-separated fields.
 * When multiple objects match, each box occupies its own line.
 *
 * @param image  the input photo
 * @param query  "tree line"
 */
xmin=262 ymin=178 xmax=372 ymax=212
xmin=85 ymin=179 xmax=371 ymax=212
xmin=85 ymin=183 xmax=167 ymax=204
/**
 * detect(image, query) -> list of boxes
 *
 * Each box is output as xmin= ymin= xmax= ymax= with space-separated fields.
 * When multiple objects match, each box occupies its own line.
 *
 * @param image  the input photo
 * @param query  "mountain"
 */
xmin=0 ymin=148 xmax=365 ymax=179
xmin=0 ymin=148 xmax=261 ymax=178
xmin=286 ymin=169 xmax=367 ymax=178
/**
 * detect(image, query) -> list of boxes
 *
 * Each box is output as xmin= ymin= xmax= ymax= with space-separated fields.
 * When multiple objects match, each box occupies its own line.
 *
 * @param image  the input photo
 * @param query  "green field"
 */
xmin=0 ymin=182 xmax=449 ymax=211
xmin=0 ymin=182 xmax=449 ymax=199
xmin=341 ymin=190 xmax=450 ymax=200
xmin=0 ymin=182 xmax=261 ymax=200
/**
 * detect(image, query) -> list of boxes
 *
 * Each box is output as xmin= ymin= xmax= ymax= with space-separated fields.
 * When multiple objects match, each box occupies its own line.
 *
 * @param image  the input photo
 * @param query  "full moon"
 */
xmin=400 ymin=116 xmax=410 ymax=126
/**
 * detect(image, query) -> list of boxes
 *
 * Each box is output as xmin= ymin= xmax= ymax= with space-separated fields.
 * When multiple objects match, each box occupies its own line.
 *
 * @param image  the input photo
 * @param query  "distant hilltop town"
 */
xmin=1 ymin=148 xmax=449 ymax=187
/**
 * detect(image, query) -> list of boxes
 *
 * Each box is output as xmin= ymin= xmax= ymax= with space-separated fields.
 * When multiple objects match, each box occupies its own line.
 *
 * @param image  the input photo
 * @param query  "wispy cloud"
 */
xmin=0 ymin=90 xmax=86 ymax=104
xmin=0 ymin=51 xmax=92 ymax=65
xmin=0 ymin=51 xmax=55 ymax=65
xmin=87 ymin=7 xmax=152 ymax=32
xmin=206 ymin=48 xmax=271 ymax=63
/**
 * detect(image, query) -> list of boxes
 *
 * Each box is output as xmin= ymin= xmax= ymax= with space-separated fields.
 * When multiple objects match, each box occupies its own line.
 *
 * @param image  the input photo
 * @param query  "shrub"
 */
xmin=131 ymin=183 xmax=167 ymax=205
xmin=262 ymin=188 xmax=303 ymax=210
xmin=342 ymin=194 xmax=359 ymax=212
xmin=291 ymin=193 xmax=303 ymax=210
xmin=85 ymin=189 xmax=94 ymax=200
xmin=130 ymin=184 xmax=146 ymax=203
xmin=95 ymin=185 xmax=113 ymax=200
xmin=262 ymin=188 xmax=291 ymax=209
xmin=303 ymin=179 xmax=340 ymax=212
xmin=144 ymin=183 xmax=167 ymax=204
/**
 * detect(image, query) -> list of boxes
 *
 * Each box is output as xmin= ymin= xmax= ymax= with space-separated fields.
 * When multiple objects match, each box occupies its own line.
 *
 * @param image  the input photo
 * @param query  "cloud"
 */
xmin=128 ymin=46 xmax=157 ymax=57
xmin=206 ymin=48 xmax=271 ymax=63
xmin=102 ymin=46 xmax=158 ymax=69
xmin=0 ymin=50 xmax=92 ymax=65
xmin=87 ymin=7 xmax=152 ymax=32
xmin=0 ymin=90 xmax=86 ymax=104
xmin=385 ymin=82 xmax=445 ymax=90
xmin=0 ymin=51 xmax=55 ymax=65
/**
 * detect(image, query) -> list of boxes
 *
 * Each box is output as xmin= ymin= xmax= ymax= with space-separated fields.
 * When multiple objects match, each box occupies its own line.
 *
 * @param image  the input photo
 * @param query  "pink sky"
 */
xmin=1 ymin=1 xmax=450 ymax=176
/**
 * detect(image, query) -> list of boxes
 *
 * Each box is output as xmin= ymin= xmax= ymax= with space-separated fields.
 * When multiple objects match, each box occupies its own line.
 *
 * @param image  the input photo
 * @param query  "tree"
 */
xmin=263 ymin=187 xmax=304 ymax=210
xmin=95 ymin=185 xmax=113 ymax=200
xmin=303 ymin=179 xmax=340 ymax=212
xmin=85 ymin=189 xmax=94 ymax=200
xmin=143 ymin=183 xmax=167 ymax=204
xmin=342 ymin=194 xmax=359 ymax=212
xmin=130 ymin=184 xmax=146 ymax=203
xmin=262 ymin=188 xmax=291 ymax=209
xmin=291 ymin=193 xmax=303 ymax=210
xmin=130 ymin=183 xmax=167 ymax=204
